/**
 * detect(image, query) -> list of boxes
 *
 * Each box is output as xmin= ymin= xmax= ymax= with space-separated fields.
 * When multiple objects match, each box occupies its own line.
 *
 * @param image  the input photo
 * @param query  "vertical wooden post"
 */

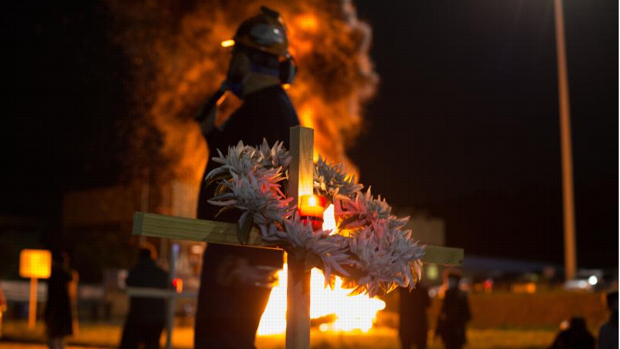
xmin=165 ymin=243 xmax=179 ymax=349
xmin=286 ymin=126 xmax=314 ymax=349
xmin=28 ymin=277 xmax=37 ymax=329
xmin=554 ymin=0 xmax=577 ymax=281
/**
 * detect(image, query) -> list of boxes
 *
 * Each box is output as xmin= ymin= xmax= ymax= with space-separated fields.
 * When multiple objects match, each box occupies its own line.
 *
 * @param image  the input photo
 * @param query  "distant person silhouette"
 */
xmin=120 ymin=248 xmax=168 ymax=349
xmin=549 ymin=317 xmax=595 ymax=349
xmin=44 ymin=251 xmax=75 ymax=349
xmin=399 ymin=284 xmax=431 ymax=349
xmin=436 ymin=270 xmax=471 ymax=349
xmin=599 ymin=291 xmax=618 ymax=349
xmin=0 ymin=279 xmax=6 ymax=338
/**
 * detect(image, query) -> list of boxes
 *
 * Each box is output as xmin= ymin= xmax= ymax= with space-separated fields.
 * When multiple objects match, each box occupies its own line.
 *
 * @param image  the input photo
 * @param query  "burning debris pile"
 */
xmin=109 ymin=0 xmax=378 ymax=191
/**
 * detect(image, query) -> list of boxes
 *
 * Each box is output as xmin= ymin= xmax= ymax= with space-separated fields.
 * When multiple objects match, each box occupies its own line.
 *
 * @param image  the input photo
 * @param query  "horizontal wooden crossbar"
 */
xmin=133 ymin=212 xmax=271 ymax=248
xmin=133 ymin=212 xmax=463 ymax=266
xmin=421 ymin=245 xmax=463 ymax=266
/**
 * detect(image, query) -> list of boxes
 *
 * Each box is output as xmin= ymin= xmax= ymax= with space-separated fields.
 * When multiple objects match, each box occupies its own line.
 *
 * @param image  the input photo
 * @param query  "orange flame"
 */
xmin=257 ymin=205 xmax=386 ymax=335
xmin=109 ymin=0 xmax=380 ymax=331
xmin=109 ymin=0 xmax=377 ymax=192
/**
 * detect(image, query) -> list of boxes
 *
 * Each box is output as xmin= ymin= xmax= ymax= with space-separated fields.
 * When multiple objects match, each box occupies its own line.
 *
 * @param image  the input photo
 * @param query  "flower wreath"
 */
xmin=206 ymin=140 xmax=425 ymax=297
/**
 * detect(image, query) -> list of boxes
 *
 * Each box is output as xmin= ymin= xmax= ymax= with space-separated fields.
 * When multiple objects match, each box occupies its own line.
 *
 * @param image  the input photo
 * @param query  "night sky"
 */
xmin=2 ymin=1 xmax=618 ymax=268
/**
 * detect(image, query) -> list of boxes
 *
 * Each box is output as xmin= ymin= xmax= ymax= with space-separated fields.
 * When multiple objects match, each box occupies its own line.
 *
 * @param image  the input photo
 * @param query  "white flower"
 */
xmin=203 ymin=140 xmax=425 ymax=298
xmin=209 ymin=172 xmax=293 ymax=226
xmin=205 ymin=141 xmax=258 ymax=183
xmin=348 ymin=221 xmax=425 ymax=297
xmin=257 ymin=139 xmax=291 ymax=170
xmin=282 ymin=214 xmax=352 ymax=283
xmin=314 ymin=155 xmax=363 ymax=200
xmin=335 ymin=188 xmax=411 ymax=232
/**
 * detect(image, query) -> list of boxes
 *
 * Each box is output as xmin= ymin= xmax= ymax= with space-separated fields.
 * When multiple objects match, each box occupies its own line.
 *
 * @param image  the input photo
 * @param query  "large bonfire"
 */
xmin=109 ymin=0 xmax=388 ymax=333
xmin=109 ymin=0 xmax=378 ymax=187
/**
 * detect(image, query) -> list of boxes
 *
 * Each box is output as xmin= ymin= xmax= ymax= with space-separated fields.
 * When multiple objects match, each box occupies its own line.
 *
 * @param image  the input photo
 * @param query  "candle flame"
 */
xmin=308 ymin=196 xmax=317 ymax=207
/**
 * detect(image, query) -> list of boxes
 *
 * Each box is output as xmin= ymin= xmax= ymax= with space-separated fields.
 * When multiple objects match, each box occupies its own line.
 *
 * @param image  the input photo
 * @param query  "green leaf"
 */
xmin=236 ymin=212 xmax=254 ymax=245
xmin=214 ymin=182 xmax=230 ymax=198
xmin=341 ymin=278 xmax=358 ymax=289
xmin=215 ymin=205 xmax=236 ymax=218
xmin=326 ymin=274 xmax=336 ymax=290
xmin=207 ymin=173 xmax=231 ymax=187
xmin=338 ymin=214 xmax=360 ymax=230
xmin=380 ymin=282 xmax=398 ymax=295
xmin=347 ymin=285 xmax=366 ymax=296
xmin=304 ymin=252 xmax=322 ymax=271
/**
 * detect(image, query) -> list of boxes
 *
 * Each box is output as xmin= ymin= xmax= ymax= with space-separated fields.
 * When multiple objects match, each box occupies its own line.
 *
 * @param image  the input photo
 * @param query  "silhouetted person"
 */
xmin=549 ymin=317 xmax=595 ymax=349
xmin=436 ymin=270 xmax=470 ymax=349
xmin=44 ymin=251 xmax=74 ymax=349
xmin=399 ymin=284 xmax=431 ymax=349
xmin=120 ymin=248 xmax=168 ymax=349
xmin=0 ymin=280 xmax=6 ymax=338
xmin=194 ymin=6 xmax=299 ymax=349
xmin=599 ymin=291 xmax=618 ymax=349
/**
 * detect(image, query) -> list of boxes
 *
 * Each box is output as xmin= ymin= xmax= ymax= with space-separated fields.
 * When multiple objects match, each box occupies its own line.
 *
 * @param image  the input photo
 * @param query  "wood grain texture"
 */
xmin=132 ymin=212 xmax=273 ymax=248
xmin=421 ymin=245 xmax=464 ymax=266
xmin=132 ymin=213 xmax=463 ymax=265
xmin=288 ymin=126 xmax=314 ymax=202
xmin=286 ymin=126 xmax=313 ymax=349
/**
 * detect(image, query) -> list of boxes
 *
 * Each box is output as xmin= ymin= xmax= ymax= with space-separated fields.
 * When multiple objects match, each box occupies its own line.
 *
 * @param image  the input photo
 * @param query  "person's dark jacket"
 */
xmin=437 ymin=288 xmax=471 ymax=347
xmin=44 ymin=265 xmax=74 ymax=337
xmin=197 ymin=84 xmax=299 ymax=272
xmin=399 ymin=285 xmax=431 ymax=342
xmin=125 ymin=258 xmax=168 ymax=326
xmin=550 ymin=318 xmax=595 ymax=349
xmin=195 ymin=84 xmax=299 ymax=349
xmin=599 ymin=312 xmax=618 ymax=349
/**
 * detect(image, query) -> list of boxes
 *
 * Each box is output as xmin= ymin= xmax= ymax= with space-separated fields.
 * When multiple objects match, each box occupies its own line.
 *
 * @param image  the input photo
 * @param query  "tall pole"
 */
xmin=28 ymin=277 xmax=38 ymax=329
xmin=553 ymin=0 xmax=577 ymax=281
xmin=165 ymin=243 xmax=179 ymax=349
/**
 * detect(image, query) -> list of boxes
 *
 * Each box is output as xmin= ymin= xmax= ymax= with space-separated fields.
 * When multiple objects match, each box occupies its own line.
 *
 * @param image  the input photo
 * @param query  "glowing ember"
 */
xmin=257 ymin=205 xmax=386 ymax=335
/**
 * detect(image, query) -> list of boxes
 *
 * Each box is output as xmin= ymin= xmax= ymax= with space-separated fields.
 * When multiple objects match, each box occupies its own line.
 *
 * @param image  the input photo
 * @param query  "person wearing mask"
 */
xmin=193 ymin=6 xmax=299 ymax=349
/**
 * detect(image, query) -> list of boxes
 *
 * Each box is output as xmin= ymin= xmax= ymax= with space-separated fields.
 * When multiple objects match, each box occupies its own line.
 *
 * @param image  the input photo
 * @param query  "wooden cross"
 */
xmin=132 ymin=126 xmax=463 ymax=349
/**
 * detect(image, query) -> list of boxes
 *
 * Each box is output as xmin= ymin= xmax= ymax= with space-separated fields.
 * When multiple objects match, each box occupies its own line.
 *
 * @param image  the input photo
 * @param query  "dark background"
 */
xmin=2 ymin=1 xmax=618 ymax=268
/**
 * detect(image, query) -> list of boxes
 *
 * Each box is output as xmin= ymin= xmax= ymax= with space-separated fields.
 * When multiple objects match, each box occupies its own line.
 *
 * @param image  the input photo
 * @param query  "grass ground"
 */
xmin=1 ymin=320 xmax=557 ymax=349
